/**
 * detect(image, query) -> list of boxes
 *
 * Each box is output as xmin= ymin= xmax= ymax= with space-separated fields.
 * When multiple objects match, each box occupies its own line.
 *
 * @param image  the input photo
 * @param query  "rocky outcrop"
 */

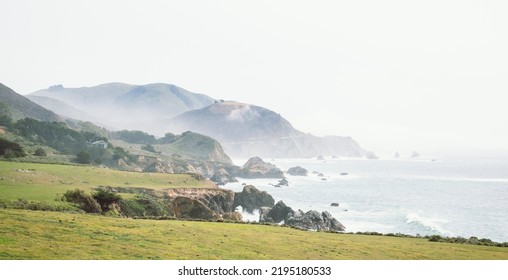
xmin=286 ymin=166 xmax=308 ymax=176
xmin=233 ymin=185 xmax=275 ymax=213
xmin=277 ymin=178 xmax=289 ymax=187
xmin=210 ymin=166 xmax=238 ymax=185
xmin=165 ymin=188 xmax=239 ymax=220
xmin=143 ymin=159 xmax=174 ymax=173
xmin=171 ymin=196 xmax=220 ymax=220
xmin=238 ymin=157 xmax=284 ymax=178
xmin=258 ymin=200 xmax=346 ymax=232
xmin=286 ymin=210 xmax=345 ymax=232
xmin=259 ymin=201 xmax=294 ymax=223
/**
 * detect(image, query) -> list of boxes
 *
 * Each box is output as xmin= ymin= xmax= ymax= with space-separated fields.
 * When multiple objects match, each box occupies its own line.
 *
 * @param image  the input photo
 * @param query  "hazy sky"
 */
xmin=2 ymin=0 xmax=508 ymax=156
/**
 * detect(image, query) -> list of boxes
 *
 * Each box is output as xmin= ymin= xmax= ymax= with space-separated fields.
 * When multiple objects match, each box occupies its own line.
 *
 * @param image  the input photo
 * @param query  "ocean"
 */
xmin=222 ymin=156 xmax=508 ymax=242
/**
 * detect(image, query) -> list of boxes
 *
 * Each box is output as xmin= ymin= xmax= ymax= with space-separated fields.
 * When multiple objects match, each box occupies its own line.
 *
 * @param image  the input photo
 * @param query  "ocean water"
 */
xmin=222 ymin=157 xmax=508 ymax=242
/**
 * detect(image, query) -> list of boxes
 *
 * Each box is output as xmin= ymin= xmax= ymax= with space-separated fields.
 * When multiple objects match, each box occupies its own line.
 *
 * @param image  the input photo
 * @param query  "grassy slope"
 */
xmin=0 ymin=161 xmax=215 ymax=204
xmin=1 ymin=161 xmax=507 ymax=260
xmin=1 ymin=209 xmax=507 ymax=260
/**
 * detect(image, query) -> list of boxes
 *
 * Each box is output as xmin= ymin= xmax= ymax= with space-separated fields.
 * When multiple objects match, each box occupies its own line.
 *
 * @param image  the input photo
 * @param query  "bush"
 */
xmin=34 ymin=148 xmax=47 ymax=156
xmin=63 ymin=189 xmax=102 ymax=213
xmin=429 ymin=235 xmax=442 ymax=242
xmin=76 ymin=150 xmax=91 ymax=164
xmin=141 ymin=144 xmax=157 ymax=153
xmin=92 ymin=188 xmax=122 ymax=212
xmin=0 ymin=138 xmax=26 ymax=158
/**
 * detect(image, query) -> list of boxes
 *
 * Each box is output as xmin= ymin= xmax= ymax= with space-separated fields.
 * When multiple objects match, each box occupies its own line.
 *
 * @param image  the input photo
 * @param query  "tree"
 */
xmin=34 ymin=148 xmax=47 ymax=156
xmin=92 ymin=189 xmax=121 ymax=212
xmin=76 ymin=150 xmax=91 ymax=164
xmin=0 ymin=138 xmax=26 ymax=158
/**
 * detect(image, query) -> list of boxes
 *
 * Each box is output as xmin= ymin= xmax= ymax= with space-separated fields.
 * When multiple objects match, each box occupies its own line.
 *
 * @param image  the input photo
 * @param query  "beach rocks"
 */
xmin=330 ymin=202 xmax=339 ymax=207
xmin=286 ymin=166 xmax=308 ymax=176
xmin=259 ymin=201 xmax=294 ymax=223
xmin=238 ymin=157 xmax=284 ymax=178
xmin=233 ymin=185 xmax=275 ymax=213
xmin=274 ymin=178 xmax=289 ymax=187
xmin=286 ymin=210 xmax=345 ymax=232
xmin=258 ymin=200 xmax=345 ymax=232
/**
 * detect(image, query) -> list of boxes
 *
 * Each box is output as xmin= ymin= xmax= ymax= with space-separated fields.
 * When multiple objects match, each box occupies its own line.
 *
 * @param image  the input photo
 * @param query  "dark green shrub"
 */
xmin=141 ymin=144 xmax=157 ymax=153
xmin=63 ymin=189 xmax=102 ymax=213
xmin=118 ymin=194 xmax=169 ymax=217
xmin=92 ymin=189 xmax=121 ymax=212
xmin=0 ymin=138 xmax=26 ymax=158
xmin=429 ymin=235 xmax=443 ymax=242
xmin=76 ymin=150 xmax=91 ymax=164
xmin=34 ymin=148 xmax=47 ymax=156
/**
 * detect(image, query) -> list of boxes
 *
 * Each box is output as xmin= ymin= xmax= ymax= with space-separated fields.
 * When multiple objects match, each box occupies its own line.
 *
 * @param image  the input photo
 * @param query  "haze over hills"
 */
xmin=172 ymin=101 xmax=366 ymax=158
xmin=29 ymin=83 xmax=215 ymax=131
xmin=26 ymin=95 xmax=105 ymax=126
xmin=26 ymin=82 xmax=366 ymax=158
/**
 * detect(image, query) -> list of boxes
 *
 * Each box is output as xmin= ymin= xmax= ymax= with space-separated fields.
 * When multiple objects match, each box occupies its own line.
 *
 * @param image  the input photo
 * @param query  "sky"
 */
xmin=2 ymin=0 xmax=508 ymax=157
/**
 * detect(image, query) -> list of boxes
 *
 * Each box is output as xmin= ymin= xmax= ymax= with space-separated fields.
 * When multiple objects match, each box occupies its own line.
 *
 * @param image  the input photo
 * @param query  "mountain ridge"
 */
xmin=0 ymin=83 xmax=61 ymax=122
xmin=172 ymin=101 xmax=365 ymax=158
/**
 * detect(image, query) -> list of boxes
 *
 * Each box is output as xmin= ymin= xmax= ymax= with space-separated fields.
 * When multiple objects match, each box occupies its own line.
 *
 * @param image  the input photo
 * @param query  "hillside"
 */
xmin=27 ymin=95 xmax=106 ymax=126
xmin=172 ymin=101 xmax=365 ymax=158
xmin=29 ymin=83 xmax=215 ymax=132
xmin=0 ymin=83 xmax=61 ymax=122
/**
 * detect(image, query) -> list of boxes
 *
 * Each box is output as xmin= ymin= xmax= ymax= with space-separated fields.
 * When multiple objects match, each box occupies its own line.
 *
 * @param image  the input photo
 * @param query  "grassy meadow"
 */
xmin=1 ymin=160 xmax=508 ymax=260
xmin=0 ymin=161 xmax=215 ymax=204
xmin=1 ymin=209 xmax=508 ymax=260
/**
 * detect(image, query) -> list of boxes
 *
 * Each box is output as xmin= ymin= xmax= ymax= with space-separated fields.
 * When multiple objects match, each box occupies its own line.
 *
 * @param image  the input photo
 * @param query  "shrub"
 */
xmin=34 ymin=148 xmax=47 ymax=156
xmin=429 ymin=235 xmax=443 ymax=242
xmin=92 ymin=189 xmax=122 ymax=212
xmin=63 ymin=189 xmax=102 ymax=213
xmin=0 ymin=138 xmax=26 ymax=158
xmin=141 ymin=144 xmax=157 ymax=153
xmin=76 ymin=150 xmax=91 ymax=164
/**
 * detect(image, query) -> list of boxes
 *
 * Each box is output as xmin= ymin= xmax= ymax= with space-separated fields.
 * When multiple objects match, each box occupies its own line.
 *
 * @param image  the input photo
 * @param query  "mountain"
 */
xmin=26 ymin=95 xmax=103 ymax=124
xmin=0 ymin=83 xmax=61 ymax=122
xmin=172 ymin=101 xmax=365 ymax=158
xmin=29 ymin=83 xmax=215 ymax=132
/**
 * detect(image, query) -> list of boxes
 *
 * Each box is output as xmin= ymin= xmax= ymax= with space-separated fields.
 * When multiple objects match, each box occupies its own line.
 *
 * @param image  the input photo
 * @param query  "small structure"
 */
xmin=91 ymin=140 xmax=108 ymax=149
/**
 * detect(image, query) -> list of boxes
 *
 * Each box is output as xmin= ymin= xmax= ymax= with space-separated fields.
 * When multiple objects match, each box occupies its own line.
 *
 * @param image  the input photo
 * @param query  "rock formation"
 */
xmin=286 ymin=210 xmax=345 ymax=232
xmin=238 ymin=157 xmax=284 ymax=178
xmin=165 ymin=188 xmax=238 ymax=220
xmin=286 ymin=166 xmax=308 ymax=176
xmin=258 ymin=199 xmax=346 ymax=232
xmin=233 ymin=185 xmax=275 ymax=213
xmin=259 ymin=201 xmax=294 ymax=223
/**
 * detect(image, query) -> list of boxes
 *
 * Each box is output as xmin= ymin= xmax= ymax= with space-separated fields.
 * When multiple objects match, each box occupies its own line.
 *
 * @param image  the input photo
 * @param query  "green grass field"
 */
xmin=1 ymin=209 xmax=507 ymax=260
xmin=1 ymin=160 xmax=508 ymax=260
xmin=0 ymin=161 xmax=216 ymax=204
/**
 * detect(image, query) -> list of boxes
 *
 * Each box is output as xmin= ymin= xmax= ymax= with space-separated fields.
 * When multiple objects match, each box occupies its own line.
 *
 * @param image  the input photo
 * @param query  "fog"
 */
xmin=2 ymin=0 xmax=508 ymax=157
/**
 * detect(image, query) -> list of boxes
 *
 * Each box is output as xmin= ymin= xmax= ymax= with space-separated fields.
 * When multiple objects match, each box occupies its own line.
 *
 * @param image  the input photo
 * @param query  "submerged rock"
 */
xmin=286 ymin=166 xmax=308 ymax=176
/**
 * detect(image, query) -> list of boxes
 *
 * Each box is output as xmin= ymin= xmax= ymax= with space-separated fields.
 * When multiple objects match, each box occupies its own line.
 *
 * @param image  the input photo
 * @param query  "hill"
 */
xmin=172 ymin=101 xmax=365 ymax=158
xmin=26 ymin=95 xmax=107 ymax=126
xmin=0 ymin=83 xmax=61 ymax=122
xmin=29 ymin=83 xmax=215 ymax=132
